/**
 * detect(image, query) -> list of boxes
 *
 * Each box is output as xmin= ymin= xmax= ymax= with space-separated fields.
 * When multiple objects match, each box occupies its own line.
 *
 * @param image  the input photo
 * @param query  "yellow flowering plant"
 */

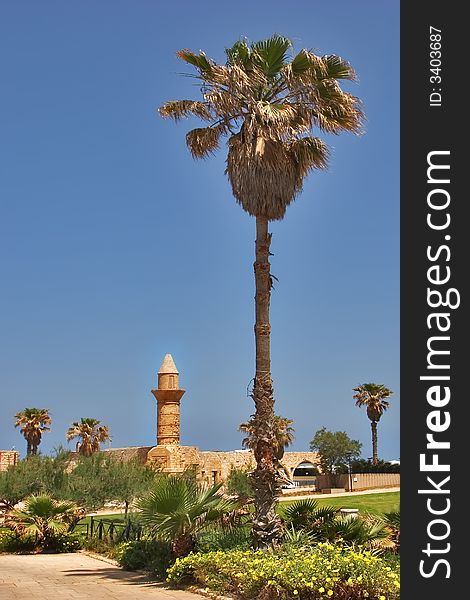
xmin=166 ymin=544 xmax=400 ymax=599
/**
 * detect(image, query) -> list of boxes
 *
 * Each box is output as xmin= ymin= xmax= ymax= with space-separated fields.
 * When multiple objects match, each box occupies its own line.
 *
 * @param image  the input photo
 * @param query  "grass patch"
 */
xmin=77 ymin=513 xmax=132 ymax=527
xmin=280 ymin=492 xmax=399 ymax=516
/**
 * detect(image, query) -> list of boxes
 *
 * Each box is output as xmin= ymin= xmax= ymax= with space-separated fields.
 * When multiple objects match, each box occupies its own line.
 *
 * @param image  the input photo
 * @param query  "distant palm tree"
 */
xmin=5 ymin=494 xmax=80 ymax=550
xmin=66 ymin=418 xmax=111 ymax=456
xmin=240 ymin=415 xmax=294 ymax=460
xmin=136 ymin=475 xmax=237 ymax=557
xmin=160 ymin=35 xmax=363 ymax=547
xmin=14 ymin=408 xmax=51 ymax=456
xmin=353 ymin=383 xmax=393 ymax=464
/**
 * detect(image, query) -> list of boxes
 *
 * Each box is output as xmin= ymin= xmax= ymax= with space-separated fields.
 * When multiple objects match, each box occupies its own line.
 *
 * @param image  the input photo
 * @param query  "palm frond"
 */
xmin=159 ymin=100 xmax=213 ymax=122
xmin=251 ymin=35 xmax=292 ymax=78
xmin=225 ymin=39 xmax=252 ymax=70
xmin=322 ymin=54 xmax=357 ymax=81
xmin=227 ymin=135 xmax=301 ymax=220
xmin=290 ymin=49 xmax=315 ymax=75
xmin=176 ymin=49 xmax=213 ymax=75
xmin=290 ymin=136 xmax=329 ymax=174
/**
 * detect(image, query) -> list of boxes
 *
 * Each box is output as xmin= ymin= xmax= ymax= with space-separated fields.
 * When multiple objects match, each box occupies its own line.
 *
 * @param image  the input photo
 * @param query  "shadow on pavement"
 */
xmin=62 ymin=567 xmax=163 ymax=589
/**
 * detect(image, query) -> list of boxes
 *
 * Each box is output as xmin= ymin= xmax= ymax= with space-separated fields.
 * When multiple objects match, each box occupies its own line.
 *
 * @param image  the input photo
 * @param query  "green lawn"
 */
xmin=279 ymin=492 xmax=400 ymax=516
xmin=76 ymin=512 xmax=132 ymax=529
xmin=75 ymin=492 xmax=399 ymax=529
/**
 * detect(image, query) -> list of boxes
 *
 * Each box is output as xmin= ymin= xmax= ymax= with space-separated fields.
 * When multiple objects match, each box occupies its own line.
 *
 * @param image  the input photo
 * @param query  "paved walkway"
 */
xmin=0 ymin=553 xmax=201 ymax=600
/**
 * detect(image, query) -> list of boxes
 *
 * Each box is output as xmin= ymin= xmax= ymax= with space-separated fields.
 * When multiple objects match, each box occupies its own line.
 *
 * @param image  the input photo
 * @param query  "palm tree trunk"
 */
xmin=251 ymin=216 xmax=282 ymax=548
xmin=171 ymin=534 xmax=194 ymax=558
xmin=371 ymin=421 xmax=378 ymax=465
xmin=26 ymin=439 xmax=32 ymax=457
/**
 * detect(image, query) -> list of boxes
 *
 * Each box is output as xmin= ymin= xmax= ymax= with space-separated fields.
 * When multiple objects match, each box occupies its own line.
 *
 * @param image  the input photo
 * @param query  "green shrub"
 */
xmin=0 ymin=529 xmax=81 ymax=554
xmin=225 ymin=467 xmax=254 ymax=500
xmin=167 ymin=544 xmax=400 ymax=599
xmin=44 ymin=533 xmax=82 ymax=553
xmin=196 ymin=527 xmax=251 ymax=552
xmin=0 ymin=530 xmax=37 ymax=553
xmin=113 ymin=539 xmax=172 ymax=580
xmin=80 ymin=536 xmax=116 ymax=557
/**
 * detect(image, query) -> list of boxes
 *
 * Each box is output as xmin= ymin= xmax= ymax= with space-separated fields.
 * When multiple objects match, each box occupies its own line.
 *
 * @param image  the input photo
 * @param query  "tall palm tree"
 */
xmin=14 ymin=408 xmax=51 ymax=456
xmin=160 ymin=35 xmax=363 ymax=547
xmin=353 ymin=383 xmax=393 ymax=465
xmin=66 ymin=418 xmax=111 ymax=456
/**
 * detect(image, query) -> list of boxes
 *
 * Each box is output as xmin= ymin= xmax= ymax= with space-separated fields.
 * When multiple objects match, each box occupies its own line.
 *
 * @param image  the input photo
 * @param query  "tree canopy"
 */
xmin=160 ymin=34 xmax=363 ymax=221
xmin=309 ymin=427 xmax=362 ymax=475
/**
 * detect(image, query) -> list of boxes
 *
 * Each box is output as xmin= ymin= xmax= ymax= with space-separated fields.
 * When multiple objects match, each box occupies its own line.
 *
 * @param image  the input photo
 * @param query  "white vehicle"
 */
xmin=281 ymin=482 xmax=296 ymax=489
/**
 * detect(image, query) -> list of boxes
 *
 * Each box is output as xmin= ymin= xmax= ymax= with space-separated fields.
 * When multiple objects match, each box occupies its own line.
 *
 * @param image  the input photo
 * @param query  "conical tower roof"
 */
xmin=158 ymin=354 xmax=179 ymax=374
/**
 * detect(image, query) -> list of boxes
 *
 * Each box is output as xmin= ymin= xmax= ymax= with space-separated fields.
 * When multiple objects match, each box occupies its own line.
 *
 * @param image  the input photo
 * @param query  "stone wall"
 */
xmin=69 ymin=447 xmax=154 ymax=465
xmin=0 ymin=451 xmax=20 ymax=471
xmin=101 ymin=446 xmax=154 ymax=463
xmin=147 ymin=445 xmax=321 ymax=485
xmin=104 ymin=444 xmax=323 ymax=484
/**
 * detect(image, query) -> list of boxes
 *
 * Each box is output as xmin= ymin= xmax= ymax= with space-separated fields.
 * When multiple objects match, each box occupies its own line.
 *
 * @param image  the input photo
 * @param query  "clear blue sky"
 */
xmin=0 ymin=1 xmax=399 ymax=460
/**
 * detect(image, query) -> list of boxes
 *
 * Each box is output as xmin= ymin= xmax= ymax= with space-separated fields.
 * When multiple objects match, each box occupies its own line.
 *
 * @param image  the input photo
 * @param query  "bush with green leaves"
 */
xmin=195 ymin=526 xmax=251 ymax=553
xmin=0 ymin=450 xmax=157 ymax=513
xmin=0 ymin=450 xmax=71 ymax=509
xmin=0 ymin=529 xmax=38 ymax=553
xmin=66 ymin=453 xmax=156 ymax=512
xmin=225 ymin=467 xmax=255 ymax=502
xmin=335 ymin=459 xmax=400 ymax=474
xmin=0 ymin=525 xmax=82 ymax=554
xmin=113 ymin=539 xmax=172 ymax=579
xmin=281 ymin=499 xmax=394 ymax=552
xmin=166 ymin=544 xmax=400 ymax=599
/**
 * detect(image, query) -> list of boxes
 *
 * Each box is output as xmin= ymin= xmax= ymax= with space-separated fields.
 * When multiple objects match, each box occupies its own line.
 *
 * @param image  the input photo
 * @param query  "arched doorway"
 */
xmin=292 ymin=461 xmax=318 ymax=488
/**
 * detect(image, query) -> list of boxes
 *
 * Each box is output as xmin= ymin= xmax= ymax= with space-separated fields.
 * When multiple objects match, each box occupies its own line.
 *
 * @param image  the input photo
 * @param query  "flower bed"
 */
xmin=167 ymin=544 xmax=400 ymax=599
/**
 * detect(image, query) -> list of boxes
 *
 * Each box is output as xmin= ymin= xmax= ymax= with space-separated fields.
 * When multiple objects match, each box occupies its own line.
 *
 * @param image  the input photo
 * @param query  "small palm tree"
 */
xmin=14 ymin=408 xmax=52 ymax=456
xmin=353 ymin=383 xmax=393 ymax=465
xmin=160 ymin=35 xmax=363 ymax=547
xmin=239 ymin=415 xmax=294 ymax=460
xmin=283 ymin=498 xmax=337 ymax=531
xmin=66 ymin=418 xmax=111 ymax=456
xmin=282 ymin=498 xmax=391 ymax=550
xmin=5 ymin=494 xmax=79 ymax=550
xmin=383 ymin=510 xmax=400 ymax=552
xmin=135 ymin=475 xmax=237 ymax=557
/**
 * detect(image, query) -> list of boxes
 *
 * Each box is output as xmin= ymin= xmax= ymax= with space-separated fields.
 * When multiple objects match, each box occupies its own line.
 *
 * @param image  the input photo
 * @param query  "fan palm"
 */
xmin=160 ymin=34 xmax=363 ymax=547
xmin=5 ymin=494 xmax=79 ymax=550
xmin=239 ymin=415 xmax=294 ymax=460
xmin=14 ymin=407 xmax=51 ymax=456
xmin=282 ymin=498 xmax=392 ymax=550
xmin=135 ymin=475 xmax=237 ymax=557
xmin=66 ymin=418 xmax=111 ymax=456
xmin=282 ymin=498 xmax=337 ymax=531
xmin=383 ymin=510 xmax=400 ymax=552
xmin=353 ymin=383 xmax=393 ymax=465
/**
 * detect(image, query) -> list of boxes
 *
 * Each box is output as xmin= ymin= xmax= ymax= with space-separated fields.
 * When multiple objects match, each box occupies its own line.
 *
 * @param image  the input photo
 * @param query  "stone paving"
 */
xmin=0 ymin=553 xmax=201 ymax=600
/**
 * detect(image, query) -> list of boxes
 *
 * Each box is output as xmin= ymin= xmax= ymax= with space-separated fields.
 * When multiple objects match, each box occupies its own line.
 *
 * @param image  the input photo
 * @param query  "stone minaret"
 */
xmin=151 ymin=354 xmax=185 ymax=446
